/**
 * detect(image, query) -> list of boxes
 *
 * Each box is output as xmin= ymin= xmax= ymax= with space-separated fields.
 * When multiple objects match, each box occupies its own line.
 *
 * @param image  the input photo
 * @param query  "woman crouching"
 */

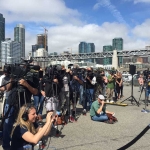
xmin=10 ymin=104 xmax=55 ymax=150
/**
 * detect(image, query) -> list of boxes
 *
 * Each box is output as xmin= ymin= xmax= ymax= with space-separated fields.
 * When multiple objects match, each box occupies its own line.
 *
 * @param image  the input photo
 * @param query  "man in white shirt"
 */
xmin=0 ymin=73 xmax=6 ymax=114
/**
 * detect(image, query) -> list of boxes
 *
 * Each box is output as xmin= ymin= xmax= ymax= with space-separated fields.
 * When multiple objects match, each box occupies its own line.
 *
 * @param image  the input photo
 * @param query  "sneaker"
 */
xmin=106 ymin=100 xmax=110 ymax=103
xmin=110 ymin=100 xmax=114 ymax=103
xmin=112 ymin=113 xmax=115 ymax=116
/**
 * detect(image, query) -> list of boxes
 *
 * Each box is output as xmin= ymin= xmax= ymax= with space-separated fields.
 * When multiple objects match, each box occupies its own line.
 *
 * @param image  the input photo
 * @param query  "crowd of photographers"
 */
xmin=0 ymin=62 xmax=126 ymax=150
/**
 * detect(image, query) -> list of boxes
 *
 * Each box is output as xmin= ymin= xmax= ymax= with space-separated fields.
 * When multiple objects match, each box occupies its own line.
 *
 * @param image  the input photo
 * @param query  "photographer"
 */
xmin=90 ymin=95 xmax=114 ymax=122
xmin=83 ymin=67 xmax=96 ymax=115
xmin=0 ymin=69 xmax=12 ymax=116
xmin=145 ymin=74 xmax=150 ymax=100
xmin=2 ymin=68 xmax=38 ymax=150
xmin=40 ymin=66 xmax=61 ymax=113
xmin=94 ymin=70 xmax=105 ymax=101
xmin=33 ymin=80 xmax=44 ymax=121
xmin=69 ymin=64 xmax=83 ymax=121
xmin=10 ymin=104 xmax=55 ymax=150
xmin=106 ymin=71 xmax=116 ymax=103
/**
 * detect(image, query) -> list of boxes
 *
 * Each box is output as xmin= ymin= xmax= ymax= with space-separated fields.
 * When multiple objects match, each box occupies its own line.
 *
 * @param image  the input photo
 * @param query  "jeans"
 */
xmin=83 ymin=88 xmax=94 ymax=110
xmin=146 ymin=88 xmax=150 ymax=97
xmin=2 ymin=104 xmax=15 ymax=149
xmin=33 ymin=94 xmax=44 ymax=115
xmin=92 ymin=113 xmax=108 ymax=122
xmin=79 ymin=85 xmax=83 ymax=104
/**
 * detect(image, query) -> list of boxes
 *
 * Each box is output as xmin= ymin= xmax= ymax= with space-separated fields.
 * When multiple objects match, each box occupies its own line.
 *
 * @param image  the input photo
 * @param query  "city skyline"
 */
xmin=1 ymin=0 xmax=150 ymax=56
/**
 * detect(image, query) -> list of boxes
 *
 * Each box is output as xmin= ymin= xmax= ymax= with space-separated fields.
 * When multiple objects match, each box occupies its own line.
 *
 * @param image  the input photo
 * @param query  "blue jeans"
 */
xmin=79 ymin=85 xmax=83 ymax=105
xmin=2 ymin=104 xmax=15 ymax=149
xmin=146 ymin=88 xmax=150 ymax=97
xmin=33 ymin=94 xmax=44 ymax=115
xmin=92 ymin=113 xmax=108 ymax=122
xmin=83 ymin=88 xmax=94 ymax=110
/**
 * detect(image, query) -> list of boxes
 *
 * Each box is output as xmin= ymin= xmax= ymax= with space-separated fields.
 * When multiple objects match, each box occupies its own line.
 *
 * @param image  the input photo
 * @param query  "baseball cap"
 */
xmin=98 ymin=95 xmax=105 ymax=100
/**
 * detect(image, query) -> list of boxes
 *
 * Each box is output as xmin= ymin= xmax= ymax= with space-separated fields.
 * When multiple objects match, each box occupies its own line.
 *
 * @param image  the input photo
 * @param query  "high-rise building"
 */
xmin=103 ymin=45 xmax=112 ymax=52
xmin=112 ymin=38 xmax=123 ymax=50
xmin=103 ymin=45 xmax=112 ymax=65
xmin=32 ymin=44 xmax=39 ymax=57
xmin=1 ymin=39 xmax=21 ymax=66
xmin=79 ymin=42 xmax=95 ymax=53
xmin=79 ymin=42 xmax=87 ymax=53
xmin=87 ymin=43 xmax=95 ymax=53
xmin=112 ymin=38 xmax=123 ymax=67
xmin=0 ymin=13 xmax=5 ymax=64
xmin=79 ymin=42 xmax=95 ymax=62
xmin=14 ymin=24 xmax=25 ymax=57
xmin=37 ymin=34 xmax=48 ymax=51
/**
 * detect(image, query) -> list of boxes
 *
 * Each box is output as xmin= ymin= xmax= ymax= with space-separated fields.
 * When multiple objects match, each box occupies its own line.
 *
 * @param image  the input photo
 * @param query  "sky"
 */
xmin=1 ymin=0 xmax=150 ymax=56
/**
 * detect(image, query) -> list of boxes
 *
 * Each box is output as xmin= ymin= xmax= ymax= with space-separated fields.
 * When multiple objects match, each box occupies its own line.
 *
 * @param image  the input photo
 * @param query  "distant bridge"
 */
xmin=32 ymin=49 xmax=150 ymax=62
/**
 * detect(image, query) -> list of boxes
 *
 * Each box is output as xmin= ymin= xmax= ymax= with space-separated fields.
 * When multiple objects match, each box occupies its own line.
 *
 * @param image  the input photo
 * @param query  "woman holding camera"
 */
xmin=10 ymin=104 xmax=55 ymax=150
xmin=115 ymin=72 xmax=123 ymax=100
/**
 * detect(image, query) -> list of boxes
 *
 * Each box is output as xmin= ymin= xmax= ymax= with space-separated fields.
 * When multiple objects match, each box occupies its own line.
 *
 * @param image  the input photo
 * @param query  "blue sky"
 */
xmin=1 ymin=0 xmax=150 ymax=55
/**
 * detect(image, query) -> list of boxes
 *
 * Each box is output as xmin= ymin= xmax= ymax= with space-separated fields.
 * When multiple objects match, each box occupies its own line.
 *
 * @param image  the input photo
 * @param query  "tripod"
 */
xmin=121 ymin=74 xmax=139 ymax=106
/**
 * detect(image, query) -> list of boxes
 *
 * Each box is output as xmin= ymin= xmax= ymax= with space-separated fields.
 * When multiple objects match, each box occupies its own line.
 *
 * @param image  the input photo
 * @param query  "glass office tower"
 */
xmin=14 ymin=24 xmax=25 ymax=57
xmin=0 ymin=13 xmax=5 ymax=64
xmin=79 ymin=42 xmax=95 ymax=62
xmin=1 ymin=39 xmax=21 ymax=66
xmin=112 ymin=38 xmax=123 ymax=67
xmin=103 ymin=45 xmax=112 ymax=65
xmin=79 ymin=42 xmax=87 ymax=53
xmin=112 ymin=38 xmax=123 ymax=50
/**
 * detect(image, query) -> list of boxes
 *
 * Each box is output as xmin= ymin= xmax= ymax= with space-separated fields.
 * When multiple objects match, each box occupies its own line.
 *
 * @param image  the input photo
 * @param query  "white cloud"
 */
xmin=23 ymin=22 xmax=149 ymax=55
xmin=2 ymin=0 xmax=150 ymax=56
xmin=0 ymin=0 xmax=82 ymax=25
xmin=132 ymin=19 xmax=150 ymax=38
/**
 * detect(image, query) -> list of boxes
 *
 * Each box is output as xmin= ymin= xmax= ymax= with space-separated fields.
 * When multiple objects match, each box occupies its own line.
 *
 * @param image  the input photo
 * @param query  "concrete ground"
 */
xmin=0 ymin=85 xmax=150 ymax=150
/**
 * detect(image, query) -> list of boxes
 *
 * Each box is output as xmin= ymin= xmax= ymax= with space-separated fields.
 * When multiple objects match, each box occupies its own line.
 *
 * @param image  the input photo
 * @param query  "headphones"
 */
xmin=22 ymin=104 xmax=35 ymax=121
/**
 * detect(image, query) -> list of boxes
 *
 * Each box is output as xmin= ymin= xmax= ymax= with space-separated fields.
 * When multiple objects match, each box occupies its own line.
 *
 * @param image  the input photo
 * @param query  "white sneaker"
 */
xmin=110 ymin=100 xmax=114 ymax=103
xmin=106 ymin=100 xmax=109 ymax=103
xmin=112 ymin=113 xmax=115 ymax=116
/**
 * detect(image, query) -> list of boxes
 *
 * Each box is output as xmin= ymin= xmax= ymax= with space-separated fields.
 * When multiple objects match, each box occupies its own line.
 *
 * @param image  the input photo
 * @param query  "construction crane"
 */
xmin=40 ymin=25 xmax=48 ymax=51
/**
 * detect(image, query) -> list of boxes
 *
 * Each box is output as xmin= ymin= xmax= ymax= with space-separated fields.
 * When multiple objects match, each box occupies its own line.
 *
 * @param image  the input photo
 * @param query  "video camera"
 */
xmin=44 ymin=64 xmax=62 ymax=81
xmin=72 ymin=68 xmax=86 ymax=77
xmin=3 ymin=58 xmax=43 ymax=88
xmin=143 ymin=70 xmax=150 ymax=79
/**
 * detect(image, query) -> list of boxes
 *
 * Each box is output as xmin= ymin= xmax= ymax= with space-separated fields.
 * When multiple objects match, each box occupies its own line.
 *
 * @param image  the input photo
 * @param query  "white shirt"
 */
xmin=0 ymin=74 xmax=5 ymax=86
xmin=0 ymin=75 xmax=6 ymax=97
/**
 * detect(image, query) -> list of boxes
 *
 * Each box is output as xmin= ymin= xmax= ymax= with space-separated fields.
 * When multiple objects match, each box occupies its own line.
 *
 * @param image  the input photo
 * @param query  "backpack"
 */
xmin=104 ymin=113 xmax=118 ymax=124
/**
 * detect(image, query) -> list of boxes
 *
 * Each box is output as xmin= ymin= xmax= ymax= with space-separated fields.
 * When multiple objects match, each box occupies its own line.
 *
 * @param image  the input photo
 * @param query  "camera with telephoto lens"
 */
xmin=72 ymin=68 xmax=86 ymax=77
xmin=143 ymin=70 xmax=150 ymax=80
xmin=44 ymin=64 xmax=62 ymax=81
xmin=3 ymin=58 xmax=43 ymax=88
